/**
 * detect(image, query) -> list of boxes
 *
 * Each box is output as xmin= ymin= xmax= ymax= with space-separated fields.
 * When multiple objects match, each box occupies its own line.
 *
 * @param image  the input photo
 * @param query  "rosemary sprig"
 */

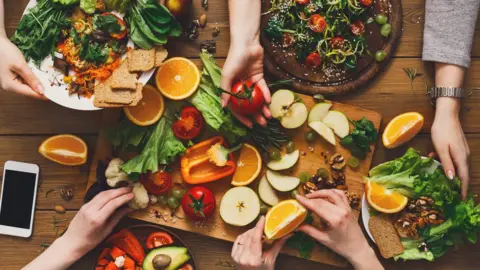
xmin=403 ymin=68 xmax=423 ymax=91
xmin=249 ymin=118 xmax=290 ymax=152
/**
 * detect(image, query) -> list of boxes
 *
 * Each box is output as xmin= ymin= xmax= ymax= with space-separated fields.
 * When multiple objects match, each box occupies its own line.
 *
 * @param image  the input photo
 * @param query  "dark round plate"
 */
xmin=261 ymin=0 xmax=403 ymax=95
xmin=92 ymin=224 xmax=197 ymax=269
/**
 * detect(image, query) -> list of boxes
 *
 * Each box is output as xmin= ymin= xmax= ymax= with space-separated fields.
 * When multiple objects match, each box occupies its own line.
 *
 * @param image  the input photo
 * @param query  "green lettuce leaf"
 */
xmin=80 ymin=0 xmax=96 ymax=13
xmin=53 ymin=0 xmax=79 ymax=5
xmin=102 ymin=119 xmax=152 ymax=152
xmin=394 ymin=239 xmax=434 ymax=262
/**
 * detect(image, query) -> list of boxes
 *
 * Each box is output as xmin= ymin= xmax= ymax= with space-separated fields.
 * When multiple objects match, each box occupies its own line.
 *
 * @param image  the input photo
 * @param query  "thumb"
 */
xmin=437 ymin=146 xmax=455 ymax=180
xmin=220 ymin=74 xmax=233 ymax=108
xmin=11 ymin=63 xmax=44 ymax=95
xmin=106 ymin=207 xmax=132 ymax=232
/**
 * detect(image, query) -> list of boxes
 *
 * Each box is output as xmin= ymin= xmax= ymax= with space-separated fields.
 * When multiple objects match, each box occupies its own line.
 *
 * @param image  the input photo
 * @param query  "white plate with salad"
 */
xmin=13 ymin=0 xmax=181 ymax=111
xmin=361 ymin=148 xmax=480 ymax=261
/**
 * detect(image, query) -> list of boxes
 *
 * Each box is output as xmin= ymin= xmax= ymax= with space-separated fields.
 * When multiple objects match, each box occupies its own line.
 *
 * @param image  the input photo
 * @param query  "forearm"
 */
xmin=348 ymin=245 xmax=384 ymax=270
xmin=0 ymin=0 xmax=6 ymax=37
xmin=23 ymin=236 xmax=85 ymax=270
xmin=434 ymin=63 xmax=464 ymax=117
xmin=228 ymin=0 xmax=261 ymax=47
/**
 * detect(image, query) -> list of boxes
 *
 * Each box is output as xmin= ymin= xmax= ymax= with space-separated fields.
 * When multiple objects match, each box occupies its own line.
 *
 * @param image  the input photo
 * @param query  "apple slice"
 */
xmin=258 ymin=175 xmax=280 ymax=206
xmin=322 ymin=110 xmax=350 ymax=138
xmin=281 ymin=102 xmax=308 ymax=129
xmin=270 ymin=89 xmax=296 ymax=118
xmin=266 ymin=170 xmax=300 ymax=192
xmin=267 ymin=150 xmax=299 ymax=171
xmin=220 ymin=187 xmax=260 ymax=226
xmin=308 ymin=102 xmax=332 ymax=123
xmin=308 ymin=121 xmax=336 ymax=145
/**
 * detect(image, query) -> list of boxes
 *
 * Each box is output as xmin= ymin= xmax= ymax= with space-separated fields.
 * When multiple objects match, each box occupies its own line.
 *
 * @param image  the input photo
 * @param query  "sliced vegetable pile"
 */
xmin=366 ymin=148 xmax=480 ymax=261
xmin=264 ymin=0 xmax=391 ymax=70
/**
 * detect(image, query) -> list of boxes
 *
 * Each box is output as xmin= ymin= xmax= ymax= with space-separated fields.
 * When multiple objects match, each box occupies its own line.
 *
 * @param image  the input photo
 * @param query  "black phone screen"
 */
xmin=0 ymin=170 xmax=37 ymax=229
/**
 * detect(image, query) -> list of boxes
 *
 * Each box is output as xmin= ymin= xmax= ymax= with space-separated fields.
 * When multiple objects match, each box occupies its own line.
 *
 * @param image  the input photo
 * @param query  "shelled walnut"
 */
xmin=329 ymin=153 xmax=346 ymax=170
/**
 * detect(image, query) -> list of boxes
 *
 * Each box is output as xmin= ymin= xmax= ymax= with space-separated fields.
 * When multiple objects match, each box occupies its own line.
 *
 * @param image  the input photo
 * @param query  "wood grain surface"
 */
xmin=0 ymin=0 xmax=480 ymax=269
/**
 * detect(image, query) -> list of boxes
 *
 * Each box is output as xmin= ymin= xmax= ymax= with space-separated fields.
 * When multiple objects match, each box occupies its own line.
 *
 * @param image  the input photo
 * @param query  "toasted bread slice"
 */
xmin=110 ymin=66 xmax=138 ymax=90
xmin=128 ymin=83 xmax=143 ymax=107
xmin=128 ymin=49 xmax=155 ymax=72
xmin=154 ymin=46 xmax=168 ymax=67
xmin=369 ymin=214 xmax=404 ymax=259
xmin=94 ymin=60 xmax=138 ymax=107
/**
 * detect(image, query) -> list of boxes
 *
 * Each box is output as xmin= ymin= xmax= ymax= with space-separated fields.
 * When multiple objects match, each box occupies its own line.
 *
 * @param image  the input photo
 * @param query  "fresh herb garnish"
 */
xmin=249 ymin=119 xmax=290 ymax=152
xmin=79 ymin=42 xmax=110 ymax=65
xmin=93 ymin=14 xmax=123 ymax=34
xmin=340 ymin=117 xmax=378 ymax=159
xmin=403 ymin=68 xmax=423 ymax=91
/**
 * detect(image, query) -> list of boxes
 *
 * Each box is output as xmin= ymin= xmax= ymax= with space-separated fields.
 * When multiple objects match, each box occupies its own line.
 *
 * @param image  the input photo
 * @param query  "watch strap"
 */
xmin=429 ymin=87 xmax=465 ymax=99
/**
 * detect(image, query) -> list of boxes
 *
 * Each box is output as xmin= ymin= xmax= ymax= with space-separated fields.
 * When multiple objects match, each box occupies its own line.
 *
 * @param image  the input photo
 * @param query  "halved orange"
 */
xmin=365 ymin=180 xmax=408 ymax=214
xmin=39 ymin=135 xmax=87 ymax=166
xmin=231 ymin=144 xmax=262 ymax=186
xmin=124 ymin=84 xmax=164 ymax=126
xmin=155 ymin=57 xmax=200 ymax=100
xmin=383 ymin=112 xmax=424 ymax=149
xmin=265 ymin=199 xmax=307 ymax=240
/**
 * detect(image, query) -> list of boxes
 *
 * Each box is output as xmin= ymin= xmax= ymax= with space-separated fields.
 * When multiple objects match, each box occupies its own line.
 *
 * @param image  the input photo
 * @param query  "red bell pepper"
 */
xmin=98 ymin=247 xmax=111 ymax=260
xmin=109 ymin=246 xmax=126 ymax=259
xmin=97 ymin=259 xmax=110 ymax=266
xmin=181 ymin=136 xmax=237 ymax=184
xmin=124 ymin=256 xmax=136 ymax=270
xmin=105 ymin=262 xmax=119 ymax=270
xmin=107 ymin=229 xmax=145 ymax=263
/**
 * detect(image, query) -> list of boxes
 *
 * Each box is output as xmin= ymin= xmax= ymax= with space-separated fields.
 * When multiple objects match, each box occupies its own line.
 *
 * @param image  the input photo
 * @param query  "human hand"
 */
xmin=0 ymin=35 xmax=46 ymax=99
xmin=60 ymin=187 xmax=134 ymax=258
xmin=220 ymin=42 xmax=272 ymax=128
xmin=432 ymin=97 xmax=470 ymax=199
xmin=296 ymin=190 xmax=383 ymax=270
xmin=232 ymin=216 xmax=290 ymax=270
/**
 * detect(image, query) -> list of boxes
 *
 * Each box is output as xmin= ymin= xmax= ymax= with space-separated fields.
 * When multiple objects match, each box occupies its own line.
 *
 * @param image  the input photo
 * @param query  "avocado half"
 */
xmin=143 ymin=246 xmax=190 ymax=270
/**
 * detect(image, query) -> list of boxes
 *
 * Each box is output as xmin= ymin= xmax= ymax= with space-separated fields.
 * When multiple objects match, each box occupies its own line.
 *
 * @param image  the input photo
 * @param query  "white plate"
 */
xmin=361 ymin=158 xmax=441 ymax=242
xmin=21 ymin=0 xmax=155 ymax=111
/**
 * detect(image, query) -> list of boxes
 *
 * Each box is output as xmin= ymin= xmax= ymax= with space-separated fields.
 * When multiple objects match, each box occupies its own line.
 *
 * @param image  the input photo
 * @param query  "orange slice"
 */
xmin=39 ymin=135 xmax=87 ymax=166
xmin=382 ymin=112 xmax=424 ymax=149
xmin=231 ymin=144 xmax=262 ymax=186
xmin=124 ymin=84 xmax=165 ymax=126
xmin=264 ymin=199 xmax=307 ymax=240
xmin=365 ymin=180 xmax=408 ymax=214
xmin=155 ymin=57 xmax=200 ymax=100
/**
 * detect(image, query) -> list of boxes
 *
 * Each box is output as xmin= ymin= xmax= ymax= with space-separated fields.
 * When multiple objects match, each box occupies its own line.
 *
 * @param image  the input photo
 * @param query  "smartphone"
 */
xmin=0 ymin=161 xmax=39 ymax=238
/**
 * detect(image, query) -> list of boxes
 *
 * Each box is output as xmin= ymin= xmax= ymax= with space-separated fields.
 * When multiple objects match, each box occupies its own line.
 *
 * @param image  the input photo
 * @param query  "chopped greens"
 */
xmin=93 ymin=14 xmax=123 ymax=34
xmin=340 ymin=117 xmax=378 ymax=159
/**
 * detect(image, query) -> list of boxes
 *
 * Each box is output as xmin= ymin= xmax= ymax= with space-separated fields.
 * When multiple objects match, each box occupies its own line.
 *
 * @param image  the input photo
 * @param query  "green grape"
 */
xmin=167 ymin=197 xmax=179 ymax=210
xmin=375 ymin=14 xmax=388 ymax=25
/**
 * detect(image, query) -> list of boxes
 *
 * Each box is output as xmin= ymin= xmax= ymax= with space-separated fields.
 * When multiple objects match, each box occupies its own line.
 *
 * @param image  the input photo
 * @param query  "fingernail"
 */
xmin=447 ymin=170 xmax=454 ymax=180
xmin=221 ymin=100 xmax=226 ymax=108
xmin=35 ymin=84 xmax=44 ymax=94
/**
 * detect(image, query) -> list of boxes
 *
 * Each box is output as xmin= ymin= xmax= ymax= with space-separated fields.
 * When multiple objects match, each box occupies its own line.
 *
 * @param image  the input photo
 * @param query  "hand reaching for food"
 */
xmin=296 ymin=190 xmax=384 ymax=270
xmin=231 ymin=216 xmax=290 ymax=270
xmin=23 ymin=187 xmax=133 ymax=270
xmin=0 ymin=36 xmax=46 ymax=100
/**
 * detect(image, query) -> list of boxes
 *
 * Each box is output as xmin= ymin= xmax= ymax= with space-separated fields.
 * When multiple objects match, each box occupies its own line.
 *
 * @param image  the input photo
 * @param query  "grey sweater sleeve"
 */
xmin=422 ymin=0 xmax=480 ymax=68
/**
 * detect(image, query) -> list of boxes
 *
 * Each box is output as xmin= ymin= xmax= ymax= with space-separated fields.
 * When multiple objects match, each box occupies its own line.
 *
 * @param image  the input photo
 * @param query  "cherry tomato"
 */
xmin=145 ymin=232 xmax=174 ymax=250
xmin=305 ymin=52 xmax=322 ymax=69
xmin=229 ymin=80 xmax=265 ymax=116
xmin=178 ymin=264 xmax=194 ymax=270
xmin=101 ymin=13 xmax=127 ymax=40
xmin=308 ymin=14 xmax=327 ymax=33
xmin=350 ymin=20 xmax=366 ymax=36
xmin=141 ymin=171 xmax=172 ymax=195
xmin=329 ymin=36 xmax=345 ymax=49
xmin=173 ymin=106 xmax=204 ymax=140
xmin=181 ymin=186 xmax=216 ymax=221
xmin=295 ymin=0 xmax=310 ymax=4
xmin=359 ymin=0 xmax=373 ymax=7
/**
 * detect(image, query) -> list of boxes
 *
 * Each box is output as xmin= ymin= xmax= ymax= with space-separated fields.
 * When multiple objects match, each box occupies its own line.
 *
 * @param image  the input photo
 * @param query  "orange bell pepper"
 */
xmin=181 ymin=136 xmax=237 ymax=184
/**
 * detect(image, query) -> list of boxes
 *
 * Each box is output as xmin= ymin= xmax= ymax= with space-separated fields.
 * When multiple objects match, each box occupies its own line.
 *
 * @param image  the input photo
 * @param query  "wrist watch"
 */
xmin=429 ymin=87 xmax=465 ymax=100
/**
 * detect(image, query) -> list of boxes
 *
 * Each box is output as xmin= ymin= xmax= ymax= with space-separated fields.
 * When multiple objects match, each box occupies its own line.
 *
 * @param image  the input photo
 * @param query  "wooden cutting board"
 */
xmin=261 ymin=0 xmax=403 ymax=95
xmin=86 ymin=93 xmax=382 ymax=267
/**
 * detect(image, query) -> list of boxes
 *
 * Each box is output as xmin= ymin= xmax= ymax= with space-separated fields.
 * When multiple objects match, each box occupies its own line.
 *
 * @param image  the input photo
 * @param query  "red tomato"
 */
xmin=101 ymin=13 xmax=127 ymax=40
xmin=308 ymin=14 xmax=327 ymax=33
xmin=295 ymin=0 xmax=310 ymax=4
xmin=359 ymin=0 xmax=373 ymax=6
xmin=181 ymin=186 xmax=216 ymax=221
xmin=329 ymin=36 xmax=345 ymax=49
xmin=350 ymin=20 xmax=366 ymax=36
xmin=173 ymin=106 xmax=204 ymax=140
xmin=141 ymin=171 xmax=172 ymax=195
xmin=145 ymin=232 xmax=174 ymax=249
xmin=229 ymin=81 xmax=264 ymax=116
xmin=178 ymin=264 xmax=194 ymax=270
xmin=305 ymin=52 xmax=322 ymax=69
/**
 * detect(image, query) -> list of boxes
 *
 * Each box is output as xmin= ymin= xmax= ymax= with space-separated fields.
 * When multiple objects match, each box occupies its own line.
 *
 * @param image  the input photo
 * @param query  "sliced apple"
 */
xmin=308 ymin=102 xmax=332 ymax=123
xmin=270 ymin=89 xmax=296 ymax=118
xmin=258 ymin=175 xmax=279 ymax=206
xmin=281 ymin=102 xmax=308 ymax=129
xmin=267 ymin=150 xmax=299 ymax=171
xmin=266 ymin=170 xmax=300 ymax=192
xmin=322 ymin=110 xmax=350 ymax=138
xmin=220 ymin=187 xmax=260 ymax=227
xmin=308 ymin=121 xmax=336 ymax=145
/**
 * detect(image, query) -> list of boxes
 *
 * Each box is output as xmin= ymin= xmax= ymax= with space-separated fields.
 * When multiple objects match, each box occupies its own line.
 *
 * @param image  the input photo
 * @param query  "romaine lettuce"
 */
xmin=394 ymin=239 xmax=434 ymax=262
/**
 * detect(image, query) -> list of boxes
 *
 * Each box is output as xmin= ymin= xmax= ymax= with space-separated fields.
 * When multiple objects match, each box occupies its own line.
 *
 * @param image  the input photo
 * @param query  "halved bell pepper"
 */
xmin=181 ymin=136 xmax=237 ymax=184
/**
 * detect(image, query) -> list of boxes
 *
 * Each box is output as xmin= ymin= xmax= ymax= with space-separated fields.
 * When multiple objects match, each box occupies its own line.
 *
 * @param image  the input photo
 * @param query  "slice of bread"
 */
xmin=110 ymin=66 xmax=138 ymax=90
xmin=128 ymin=49 xmax=155 ymax=72
xmin=154 ymin=46 xmax=168 ymax=67
xmin=369 ymin=214 xmax=404 ymax=259
xmin=128 ymin=83 xmax=143 ymax=107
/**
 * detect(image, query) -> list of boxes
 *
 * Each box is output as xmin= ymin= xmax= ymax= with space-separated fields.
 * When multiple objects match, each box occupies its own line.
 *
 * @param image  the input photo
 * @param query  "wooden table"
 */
xmin=1 ymin=0 xmax=480 ymax=269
